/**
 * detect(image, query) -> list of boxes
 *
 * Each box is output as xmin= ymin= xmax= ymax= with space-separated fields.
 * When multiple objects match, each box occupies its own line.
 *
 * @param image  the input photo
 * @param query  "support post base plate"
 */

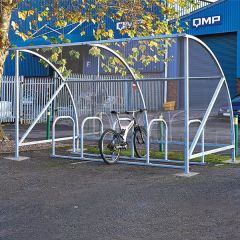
xmin=4 ymin=156 xmax=29 ymax=161
xmin=174 ymin=172 xmax=199 ymax=177
xmin=223 ymin=159 xmax=240 ymax=164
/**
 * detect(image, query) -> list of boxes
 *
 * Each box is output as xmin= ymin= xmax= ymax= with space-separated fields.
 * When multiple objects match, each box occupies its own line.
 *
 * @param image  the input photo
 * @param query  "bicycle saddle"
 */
xmin=111 ymin=110 xmax=119 ymax=114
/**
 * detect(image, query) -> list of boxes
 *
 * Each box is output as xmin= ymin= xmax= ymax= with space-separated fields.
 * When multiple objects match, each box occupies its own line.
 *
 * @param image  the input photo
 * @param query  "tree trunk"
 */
xmin=0 ymin=2 xmax=16 ymax=141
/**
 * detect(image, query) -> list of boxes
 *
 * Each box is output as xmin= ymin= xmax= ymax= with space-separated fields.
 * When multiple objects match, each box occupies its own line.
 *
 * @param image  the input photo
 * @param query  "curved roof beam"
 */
xmin=18 ymin=49 xmax=79 ymax=145
xmin=185 ymin=35 xmax=234 ymax=155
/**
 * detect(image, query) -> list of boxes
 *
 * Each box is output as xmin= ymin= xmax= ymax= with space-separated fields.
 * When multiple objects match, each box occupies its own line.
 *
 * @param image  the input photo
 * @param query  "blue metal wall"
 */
xmin=6 ymin=0 xmax=240 ymax=81
xmin=5 ymin=0 xmax=95 ymax=76
xmin=182 ymin=0 xmax=240 ymax=36
xmin=200 ymin=33 xmax=237 ymax=97
xmin=5 ymin=1 xmax=164 ymax=76
xmin=4 ymin=54 xmax=50 ymax=76
xmin=181 ymin=0 xmax=240 ymax=96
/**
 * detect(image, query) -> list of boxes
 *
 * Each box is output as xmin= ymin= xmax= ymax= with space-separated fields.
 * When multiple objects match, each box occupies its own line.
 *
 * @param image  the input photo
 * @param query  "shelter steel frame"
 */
xmin=11 ymin=34 xmax=235 ymax=175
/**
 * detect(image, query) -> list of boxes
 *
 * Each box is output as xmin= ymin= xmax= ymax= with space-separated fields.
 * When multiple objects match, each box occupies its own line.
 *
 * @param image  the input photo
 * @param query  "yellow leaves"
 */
xmin=95 ymin=29 xmax=102 ymax=36
xmin=167 ymin=0 xmax=178 ymax=4
xmin=49 ymin=52 xmax=59 ymax=63
xmin=11 ymin=21 xmax=19 ymax=31
xmin=127 ymin=29 xmax=135 ymax=38
xmin=89 ymin=47 xmax=101 ymax=57
xmin=140 ymin=54 xmax=160 ymax=67
xmin=27 ymin=10 xmax=35 ymax=16
xmin=91 ymin=19 xmax=96 ymax=24
xmin=94 ymin=28 xmax=115 ymax=40
xmin=18 ymin=11 xmax=27 ymax=20
xmin=38 ymin=14 xmax=43 ymax=22
xmin=10 ymin=0 xmax=193 ymax=78
xmin=149 ymin=41 xmax=159 ymax=48
xmin=132 ymin=48 xmax=138 ymax=53
xmin=139 ymin=44 xmax=146 ymax=53
xmin=18 ymin=10 xmax=35 ymax=20
xmin=31 ymin=20 xmax=37 ymax=26
xmin=40 ymin=7 xmax=50 ymax=18
xmin=55 ymin=20 xmax=67 ymax=28
xmin=97 ymin=11 xmax=106 ymax=18
xmin=93 ymin=29 xmax=103 ymax=40
xmin=166 ymin=30 xmax=171 ymax=35
xmin=116 ymin=10 xmax=123 ymax=17
xmin=108 ymin=29 xmax=114 ymax=39
xmin=80 ymin=31 xmax=86 ymax=36
xmin=69 ymin=50 xmax=80 ymax=59
xmin=58 ymin=35 xmax=64 ymax=41
xmin=15 ymin=31 xmax=29 ymax=41
xmin=177 ymin=27 xmax=184 ymax=33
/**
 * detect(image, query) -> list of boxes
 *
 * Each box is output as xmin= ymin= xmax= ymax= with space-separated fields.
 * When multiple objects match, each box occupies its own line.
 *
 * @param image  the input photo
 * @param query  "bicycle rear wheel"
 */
xmin=134 ymin=126 xmax=147 ymax=158
xmin=99 ymin=129 xmax=122 ymax=164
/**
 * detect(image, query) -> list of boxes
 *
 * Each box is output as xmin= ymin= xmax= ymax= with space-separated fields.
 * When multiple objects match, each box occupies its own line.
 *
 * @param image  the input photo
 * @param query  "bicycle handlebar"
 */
xmin=111 ymin=109 xmax=147 ymax=115
xmin=125 ymin=109 xmax=147 ymax=114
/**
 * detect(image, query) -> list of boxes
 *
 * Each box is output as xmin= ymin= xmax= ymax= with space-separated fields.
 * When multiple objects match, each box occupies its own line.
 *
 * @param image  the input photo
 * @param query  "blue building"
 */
xmin=7 ymin=0 xmax=239 ymax=95
xmin=181 ymin=0 xmax=240 ymax=97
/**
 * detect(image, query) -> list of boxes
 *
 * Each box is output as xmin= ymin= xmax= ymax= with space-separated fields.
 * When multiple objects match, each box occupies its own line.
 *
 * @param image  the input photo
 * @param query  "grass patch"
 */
xmin=85 ymin=146 xmax=235 ymax=165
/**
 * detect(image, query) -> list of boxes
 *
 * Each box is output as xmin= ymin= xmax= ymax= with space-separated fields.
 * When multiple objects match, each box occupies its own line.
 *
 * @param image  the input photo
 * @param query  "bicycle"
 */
xmin=98 ymin=109 xmax=147 ymax=164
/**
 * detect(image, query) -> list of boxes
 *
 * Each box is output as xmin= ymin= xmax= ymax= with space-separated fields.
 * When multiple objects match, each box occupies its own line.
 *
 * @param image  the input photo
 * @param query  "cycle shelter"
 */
xmin=10 ymin=34 xmax=235 ymax=176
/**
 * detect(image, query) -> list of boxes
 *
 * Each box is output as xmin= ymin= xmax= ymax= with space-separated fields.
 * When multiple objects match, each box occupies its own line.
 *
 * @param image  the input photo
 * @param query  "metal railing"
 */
xmin=176 ymin=0 xmax=213 ymax=17
xmin=0 ymin=74 xmax=164 ymax=124
xmin=0 ymin=76 xmax=15 ymax=123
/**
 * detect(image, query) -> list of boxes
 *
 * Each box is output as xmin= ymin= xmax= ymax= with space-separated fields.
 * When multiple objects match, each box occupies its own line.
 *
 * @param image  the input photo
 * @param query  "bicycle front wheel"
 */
xmin=99 ymin=129 xmax=122 ymax=164
xmin=134 ymin=126 xmax=147 ymax=158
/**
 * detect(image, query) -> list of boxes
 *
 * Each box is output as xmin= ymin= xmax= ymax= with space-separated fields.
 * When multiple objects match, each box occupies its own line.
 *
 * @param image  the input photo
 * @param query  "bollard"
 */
xmin=234 ymin=115 xmax=239 ymax=157
xmin=46 ymin=110 xmax=51 ymax=140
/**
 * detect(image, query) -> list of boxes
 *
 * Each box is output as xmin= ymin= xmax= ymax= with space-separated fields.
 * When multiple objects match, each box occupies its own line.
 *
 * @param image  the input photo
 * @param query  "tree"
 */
xmin=0 ymin=0 xmax=196 ymax=141
xmin=0 ymin=0 xmax=19 ymax=140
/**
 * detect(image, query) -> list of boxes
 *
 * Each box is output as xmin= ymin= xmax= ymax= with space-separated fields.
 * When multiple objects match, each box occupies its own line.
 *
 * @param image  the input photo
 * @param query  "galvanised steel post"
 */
xmin=234 ymin=115 xmax=239 ymax=157
xmin=164 ymin=41 xmax=168 ymax=103
xmin=19 ymin=76 xmax=24 ymax=124
xmin=15 ymin=50 xmax=20 ymax=158
xmin=184 ymin=37 xmax=190 ymax=175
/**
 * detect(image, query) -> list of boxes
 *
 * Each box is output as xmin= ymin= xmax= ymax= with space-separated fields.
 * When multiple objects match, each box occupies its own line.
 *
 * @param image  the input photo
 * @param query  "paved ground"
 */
xmin=1 ymin=149 xmax=240 ymax=240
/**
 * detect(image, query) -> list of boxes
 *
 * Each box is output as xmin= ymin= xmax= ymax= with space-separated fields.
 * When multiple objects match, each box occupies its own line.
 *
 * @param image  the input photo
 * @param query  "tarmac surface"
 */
xmin=1 ymin=149 xmax=240 ymax=240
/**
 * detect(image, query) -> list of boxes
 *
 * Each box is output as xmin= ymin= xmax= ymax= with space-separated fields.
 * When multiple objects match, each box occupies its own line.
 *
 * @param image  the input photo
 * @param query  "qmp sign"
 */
xmin=192 ymin=16 xmax=222 ymax=28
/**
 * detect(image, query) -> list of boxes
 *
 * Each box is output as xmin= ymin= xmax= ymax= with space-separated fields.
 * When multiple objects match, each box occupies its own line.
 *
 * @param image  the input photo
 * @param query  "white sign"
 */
xmin=116 ymin=22 xmax=132 ymax=31
xmin=116 ymin=20 xmax=141 ymax=31
xmin=192 ymin=16 xmax=221 ymax=28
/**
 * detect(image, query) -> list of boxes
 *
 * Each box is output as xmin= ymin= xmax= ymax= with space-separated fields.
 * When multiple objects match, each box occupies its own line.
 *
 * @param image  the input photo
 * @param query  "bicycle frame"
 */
xmin=114 ymin=113 xmax=138 ymax=142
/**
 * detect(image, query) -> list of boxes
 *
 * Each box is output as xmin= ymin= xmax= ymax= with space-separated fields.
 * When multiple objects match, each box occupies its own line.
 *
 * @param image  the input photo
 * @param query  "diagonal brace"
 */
xmin=19 ymin=82 xmax=66 ymax=145
xmin=189 ymin=77 xmax=225 ymax=156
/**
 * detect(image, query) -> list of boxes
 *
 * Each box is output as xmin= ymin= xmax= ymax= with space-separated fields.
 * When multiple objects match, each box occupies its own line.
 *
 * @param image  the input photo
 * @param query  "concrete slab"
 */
xmin=223 ymin=159 xmax=240 ymax=164
xmin=174 ymin=172 xmax=199 ymax=177
xmin=4 ymin=156 xmax=29 ymax=161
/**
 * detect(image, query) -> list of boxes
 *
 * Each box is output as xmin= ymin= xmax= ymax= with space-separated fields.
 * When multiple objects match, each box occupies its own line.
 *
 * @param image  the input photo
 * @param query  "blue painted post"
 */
xmin=159 ymin=121 xmax=164 ymax=152
xmin=46 ymin=109 xmax=51 ymax=140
